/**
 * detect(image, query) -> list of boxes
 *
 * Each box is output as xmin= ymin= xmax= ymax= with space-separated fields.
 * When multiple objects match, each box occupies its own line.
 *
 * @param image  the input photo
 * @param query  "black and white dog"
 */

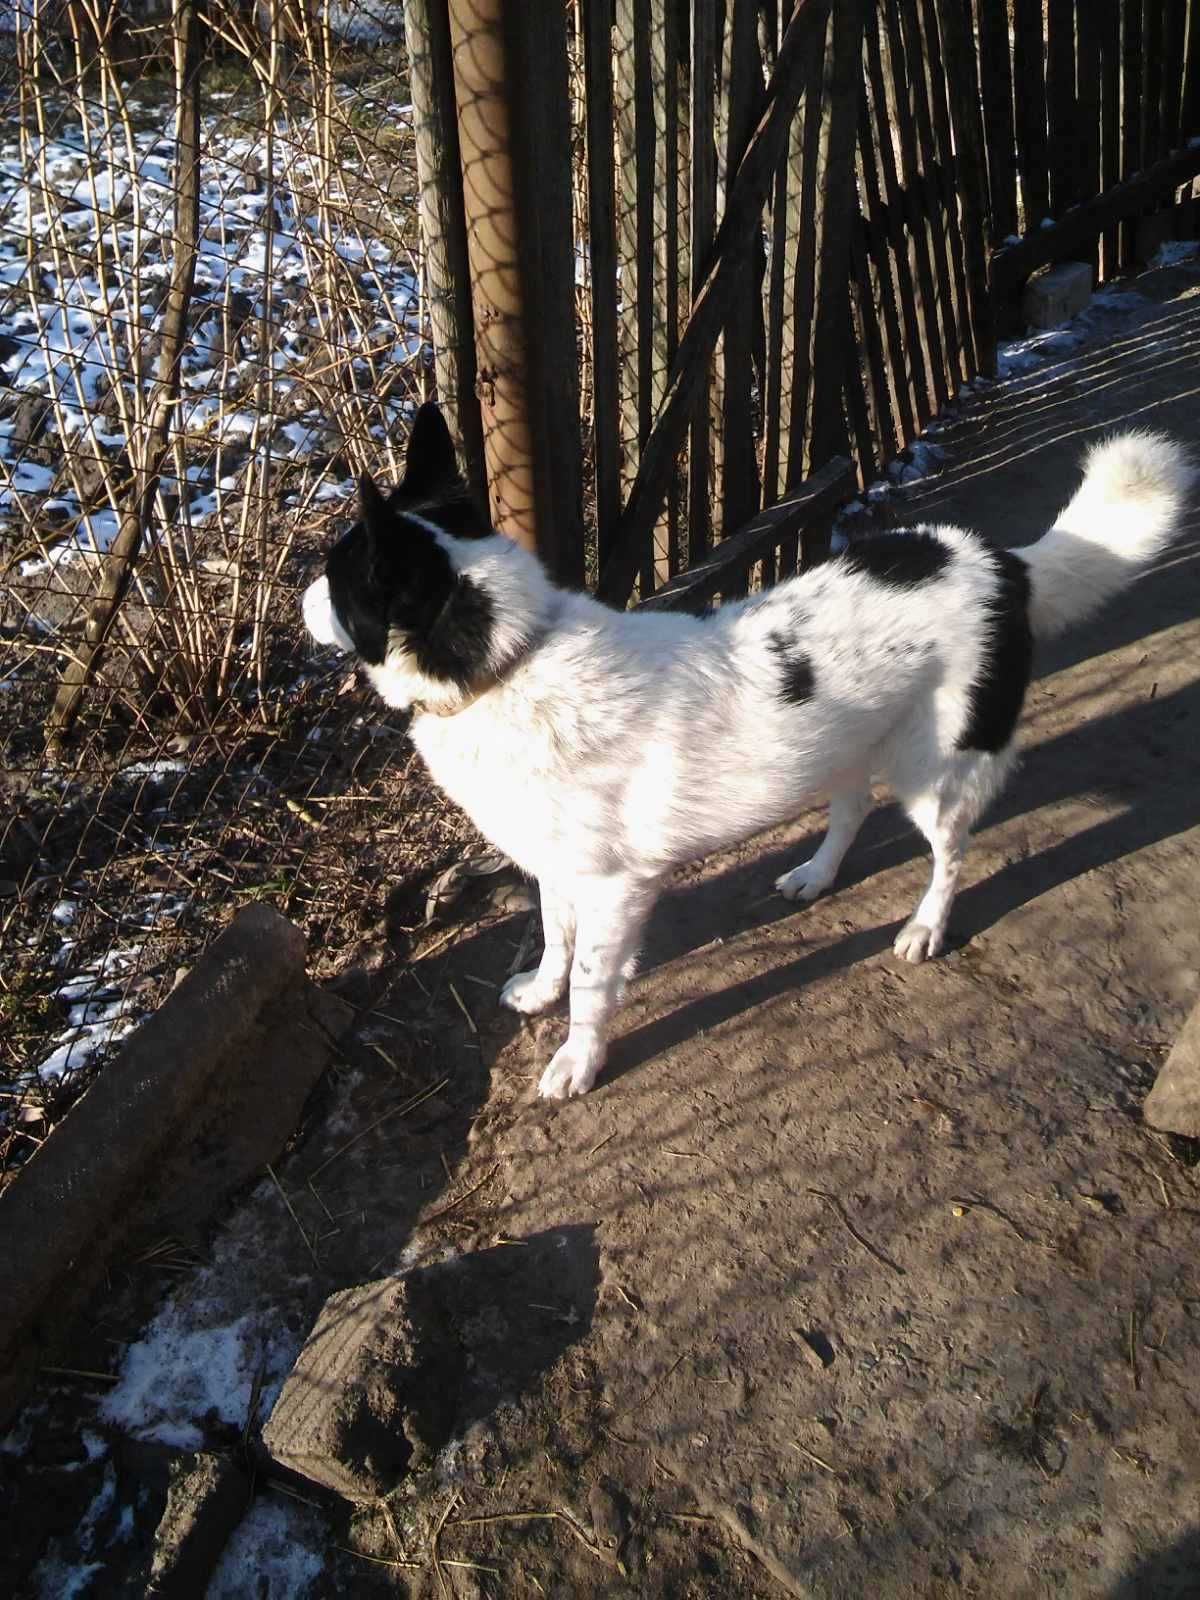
xmin=303 ymin=404 xmax=1192 ymax=1099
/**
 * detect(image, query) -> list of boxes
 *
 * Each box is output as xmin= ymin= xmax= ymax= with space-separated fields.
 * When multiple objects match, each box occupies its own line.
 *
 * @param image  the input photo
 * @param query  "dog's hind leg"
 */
xmin=776 ymin=780 xmax=873 ymax=903
xmin=892 ymin=750 xmax=1013 ymax=963
xmin=537 ymin=873 xmax=659 ymax=1099
xmin=501 ymin=881 xmax=576 ymax=1015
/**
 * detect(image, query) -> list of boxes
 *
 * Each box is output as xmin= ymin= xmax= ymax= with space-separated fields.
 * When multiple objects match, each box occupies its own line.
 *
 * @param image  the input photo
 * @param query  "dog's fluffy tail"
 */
xmin=1017 ymin=430 xmax=1195 ymax=639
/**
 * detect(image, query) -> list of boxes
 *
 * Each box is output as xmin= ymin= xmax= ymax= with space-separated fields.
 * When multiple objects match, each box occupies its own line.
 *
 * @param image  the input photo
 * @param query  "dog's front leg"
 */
xmin=537 ymin=874 xmax=658 ymax=1100
xmin=500 ymin=880 xmax=575 ymax=1015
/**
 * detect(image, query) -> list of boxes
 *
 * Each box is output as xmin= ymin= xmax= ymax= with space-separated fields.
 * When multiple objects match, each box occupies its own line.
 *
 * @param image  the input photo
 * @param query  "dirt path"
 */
xmin=419 ymin=270 xmax=1200 ymax=1598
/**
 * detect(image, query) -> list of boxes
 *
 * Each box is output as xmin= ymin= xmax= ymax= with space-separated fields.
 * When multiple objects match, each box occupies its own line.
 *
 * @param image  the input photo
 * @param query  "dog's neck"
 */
xmin=409 ymin=639 xmax=534 ymax=719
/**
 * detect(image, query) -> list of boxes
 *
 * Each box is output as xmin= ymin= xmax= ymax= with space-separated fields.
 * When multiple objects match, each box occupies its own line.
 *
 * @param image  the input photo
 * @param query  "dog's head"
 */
xmin=305 ymin=400 xmax=512 ymax=707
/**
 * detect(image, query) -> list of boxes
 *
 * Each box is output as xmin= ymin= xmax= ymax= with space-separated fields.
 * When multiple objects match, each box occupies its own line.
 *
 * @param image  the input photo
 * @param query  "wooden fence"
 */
xmin=407 ymin=0 xmax=1200 ymax=608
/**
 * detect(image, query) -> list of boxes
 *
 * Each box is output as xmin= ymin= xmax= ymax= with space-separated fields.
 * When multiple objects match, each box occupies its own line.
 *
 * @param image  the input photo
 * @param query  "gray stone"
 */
xmin=262 ymin=1276 xmax=453 ymax=1501
xmin=1144 ymin=993 xmax=1200 ymax=1136
xmin=1022 ymin=261 xmax=1093 ymax=329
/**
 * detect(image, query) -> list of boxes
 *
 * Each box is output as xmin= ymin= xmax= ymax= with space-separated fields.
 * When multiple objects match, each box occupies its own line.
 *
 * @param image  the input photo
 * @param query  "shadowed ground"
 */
xmin=428 ymin=266 xmax=1200 ymax=1598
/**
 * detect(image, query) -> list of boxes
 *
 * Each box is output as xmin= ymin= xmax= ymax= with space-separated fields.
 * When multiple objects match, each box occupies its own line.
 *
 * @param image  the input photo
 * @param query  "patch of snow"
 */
xmin=1152 ymin=239 xmax=1200 ymax=269
xmin=52 ymin=899 xmax=80 ymax=927
xmin=31 ymin=1553 xmax=103 ymax=1600
xmin=207 ymin=1497 xmax=327 ymax=1599
xmin=78 ymin=1464 xmax=117 ymax=1554
xmin=100 ymin=1310 xmax=263 ymax=1450
xmin=34 ymin=1017 xmax=135 ymax=1084
xmin=119 ymin=759 xmax=188 ymax=783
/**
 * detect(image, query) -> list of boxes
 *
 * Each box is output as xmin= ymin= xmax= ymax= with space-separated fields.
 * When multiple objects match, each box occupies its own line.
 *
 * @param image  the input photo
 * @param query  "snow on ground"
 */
xmin=0 ymin=81 xmax=422 ymax=571
xmin=206 ymin=1497 xmax=328 ymax=1599
xmin=833 ymin=243 xmax=1200 ymax=550
xmin=98 ymin=1212 xmax=306 ymax=1450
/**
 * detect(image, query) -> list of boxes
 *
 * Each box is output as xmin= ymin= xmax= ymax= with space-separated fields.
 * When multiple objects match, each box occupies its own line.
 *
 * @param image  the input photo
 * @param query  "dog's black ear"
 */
xmin=402 ymin=402 xmax=463 ymax=500
xmin=359 ymin=471 xmax=390 ymax=533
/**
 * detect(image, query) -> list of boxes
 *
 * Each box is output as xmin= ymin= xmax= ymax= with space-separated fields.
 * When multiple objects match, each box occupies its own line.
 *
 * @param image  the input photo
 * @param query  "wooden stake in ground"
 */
xmin=45 ymin=0 xmax=202 ymax=753
xmin=1143 ymin=993 xmax=1200 ymax=1137
xmin=445 ymin=0 xmax=584 ymax=583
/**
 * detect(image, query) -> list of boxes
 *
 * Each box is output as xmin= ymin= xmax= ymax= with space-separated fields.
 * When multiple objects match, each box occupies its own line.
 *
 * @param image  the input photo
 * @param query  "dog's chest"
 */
xmin=411 ymin=713 xmax=557 ymax=874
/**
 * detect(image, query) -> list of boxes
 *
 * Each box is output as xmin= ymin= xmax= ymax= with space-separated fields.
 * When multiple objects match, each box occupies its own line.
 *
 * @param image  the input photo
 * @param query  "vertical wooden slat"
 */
xmin=1182 ymin=0 xmax=1200 ymax=151
xmin=404 ymin=0 xmax=486 ymax=505
xmin=1120 ymin=0 xmax=1144 ymax=268
xmin=614 ymin=0 xmax=640 ymax=531
xmin=501 ymin=5 xmax=587 ymax=582
xmin=863 ymin=9 xmax=933 ymax=430
xmin=855 ymin=85 xmax=916 ymax=451
xmin=936 ymin=0 xmax=994 ymax=374
xmin=1012 ymin=0 xmax=1050 ymax=230
xmin=1100 ymin=0 xmax=1121 ymax=276
xmin=718 ymin=0 xmax=762 ymax=568
xmin=1047 ymin=0 xmax=1077 ymax=217
xmin=662 ymin=0 xmax=683 ymax=576
xmin=634 ymin=0 xmax=660 ymax=595
xmin=847 ymin=223 xmax=885 ymax=481
xmin=975 ymin=0 xmax=1018 ymax=242
xmin=807 ymin=0 xmax=865 ymax=474
xmin=1163 ymin=0 xmax=1188 ymax=152
xmin=1142 ymin=0 xmax=1164 ymax=164
xmin=583 ymin=0 xmax=621 ymax=573
xmin=688 ymin=0 xmax=717 ymax=566
xmin=1076 ymin=0 xmax=1102 ymax=278
xmin=647 ymin=0 xmax=676 ymax=585
xmin=880 ymin=0 xmax=949 ymax=412
xmin=762 ymin=35 xmax=800 ymax=510
xmin=917 ymin=0 xmax=974 ymax=380
xmin=784 ymin=2 xmax=832 ymax=476
xmin=450 ymin=0 xmax=534 ymax=542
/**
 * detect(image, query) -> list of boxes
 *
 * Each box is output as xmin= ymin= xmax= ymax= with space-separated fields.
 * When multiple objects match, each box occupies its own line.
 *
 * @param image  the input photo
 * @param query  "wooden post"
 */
xmin=403 ymin=0 xmax=486 ymax=504
xmin=446 ymin=0 xmax=584 ymax=581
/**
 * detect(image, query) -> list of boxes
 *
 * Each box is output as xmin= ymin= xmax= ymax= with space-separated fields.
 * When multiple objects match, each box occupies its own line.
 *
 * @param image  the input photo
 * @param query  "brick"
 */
xmin=1021 ymin=261 xmax=1093 ymax=329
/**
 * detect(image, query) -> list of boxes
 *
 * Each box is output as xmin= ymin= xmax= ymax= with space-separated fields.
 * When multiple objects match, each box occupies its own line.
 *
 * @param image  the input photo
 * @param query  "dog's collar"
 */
xmin=409 ymin=634 xmax=539 ymax=720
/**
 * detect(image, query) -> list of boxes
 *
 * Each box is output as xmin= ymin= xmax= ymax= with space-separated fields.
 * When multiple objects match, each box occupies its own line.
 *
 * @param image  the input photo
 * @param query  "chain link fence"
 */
xmin=0 ymin=0 xmax=485 ymax=1187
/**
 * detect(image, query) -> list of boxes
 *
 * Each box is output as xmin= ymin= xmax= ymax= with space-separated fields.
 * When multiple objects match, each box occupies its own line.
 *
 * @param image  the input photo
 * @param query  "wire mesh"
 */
xmin=0 ymin=0 xmax=485 ymax=1187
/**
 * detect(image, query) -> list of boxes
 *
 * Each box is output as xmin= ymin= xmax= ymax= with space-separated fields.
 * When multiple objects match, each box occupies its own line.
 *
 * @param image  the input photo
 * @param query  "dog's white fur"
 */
xmin=304 ymin=431 xmax=1193 ymax=1098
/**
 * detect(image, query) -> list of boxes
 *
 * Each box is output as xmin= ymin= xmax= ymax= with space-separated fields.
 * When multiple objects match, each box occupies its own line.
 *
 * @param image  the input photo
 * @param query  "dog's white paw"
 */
xmin=775 ymin=861 xmax=831 ymax=903
xmin=893 ymin=920 xmax=943 ymax=964
xmin=537 ymin=1039 xmax=604 ymax=1100
xmin=500 ymin=969 xmax=562 ymax=1016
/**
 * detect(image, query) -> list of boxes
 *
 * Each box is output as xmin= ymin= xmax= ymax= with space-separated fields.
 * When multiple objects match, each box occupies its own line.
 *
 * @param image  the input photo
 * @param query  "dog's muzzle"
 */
xmin=302 ymin=575 xmax=353 ymax=652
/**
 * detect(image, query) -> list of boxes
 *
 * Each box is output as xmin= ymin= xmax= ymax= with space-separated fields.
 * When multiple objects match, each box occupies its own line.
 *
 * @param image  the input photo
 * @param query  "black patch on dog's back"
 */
xmin=769 ymin=631 xmax=816 ymax=705
xmin=957 ymin=549 xmax=1032 ymax=753
xmin=840 ymin=530 xmax=950 ymax=587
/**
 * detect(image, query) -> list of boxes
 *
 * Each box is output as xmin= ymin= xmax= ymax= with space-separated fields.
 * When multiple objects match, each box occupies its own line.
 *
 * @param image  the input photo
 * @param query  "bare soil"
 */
xmin=4 ymin=268 xmax=1200 ymax=1599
